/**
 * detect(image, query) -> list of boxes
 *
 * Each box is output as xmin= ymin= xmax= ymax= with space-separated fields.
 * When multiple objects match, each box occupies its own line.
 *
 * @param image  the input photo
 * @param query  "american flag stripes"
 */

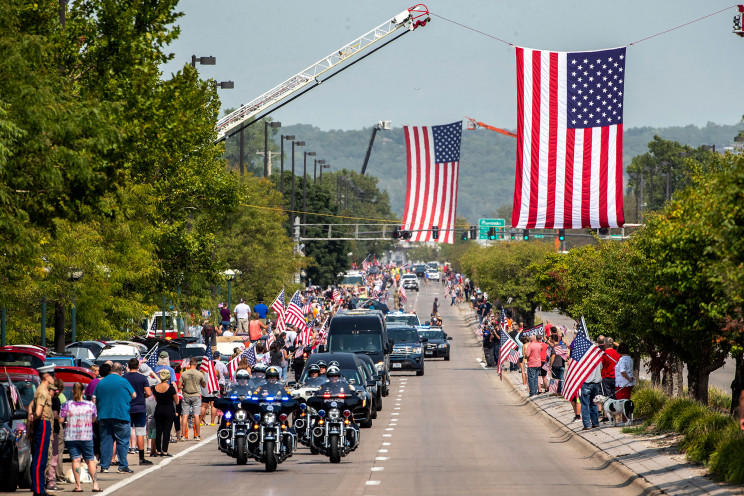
xmin=298 ymin=321 xmax=313 ymax=348
xmin=402 ymin=121 xmax=462 ymax=244
xmin=562 ymin=330 xmax=603 ymax=400
xmin=227 ymin=345 xmax=257 ymax=380
xmin=553 ymin=344 xmax=569 ymax=361
xmin=549 ymin=379 xmax=559 ymax=394
xmin=399 ymin=286 xmax=407 ymax=304
xmin=284 ymin=291 xmax=306 ymax=329
xmin=200 ymin=341 xmax=220 ymax=394
xmin=271 ymin=289 xmax=286 ymax=332
xmin=497 ymin=328 xmax=519 ymax=379
xmin=332 ymin=289 xmax=341 ymax=303
xmin=507 ymin=350 xmax=520 ymax=364
xmin=145 ymin=346 xmax=159 ymax=370
xmin=512 ymin=46 xmax=626 ymax=229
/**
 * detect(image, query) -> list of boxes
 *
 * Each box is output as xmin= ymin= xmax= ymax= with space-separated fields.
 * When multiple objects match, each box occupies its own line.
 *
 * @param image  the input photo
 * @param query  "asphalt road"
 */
xmin=100 ymin=285 xmax=640 ymax=496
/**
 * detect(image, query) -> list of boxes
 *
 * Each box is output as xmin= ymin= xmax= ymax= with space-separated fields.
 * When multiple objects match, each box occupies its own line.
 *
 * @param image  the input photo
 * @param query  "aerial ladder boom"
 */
xmin=464 ymin=116 xmax=517 ymax=138
xmin=214 ymin=5 xmax=430 ymax=143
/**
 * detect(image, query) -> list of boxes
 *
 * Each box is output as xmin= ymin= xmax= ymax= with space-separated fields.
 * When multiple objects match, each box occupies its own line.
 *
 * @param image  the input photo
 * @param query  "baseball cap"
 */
xmin=158 ymin=350 xmax=169 ymax=358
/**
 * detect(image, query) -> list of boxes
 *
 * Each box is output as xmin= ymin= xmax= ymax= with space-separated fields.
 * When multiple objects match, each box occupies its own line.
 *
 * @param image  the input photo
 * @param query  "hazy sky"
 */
xmin=161 ymin=1 xmax=744 ymax=131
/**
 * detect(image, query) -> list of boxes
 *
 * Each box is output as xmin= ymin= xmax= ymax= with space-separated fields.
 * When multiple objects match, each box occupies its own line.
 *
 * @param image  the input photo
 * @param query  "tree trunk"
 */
xmin=673 ymin=358 xmax=684 ymax=398
xmin=687 ymin=362 xmax=710 ymax=404
xmin=662 ymin=366 xmax=672 ymax=397
xmin=632 ymin=350 xmax=641 ymax=384
xmin=651 ymin=369 xmax=661 ymax=387
xmin=53 ymin=300 xmax=66 ymax=353
xmin=731 ymin=350 xmax=744 ymax=417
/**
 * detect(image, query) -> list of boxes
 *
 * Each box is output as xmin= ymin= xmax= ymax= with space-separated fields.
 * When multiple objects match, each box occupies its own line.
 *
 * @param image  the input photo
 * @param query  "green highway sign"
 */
xmin=478 ymin=218 xmax=506 ymax=240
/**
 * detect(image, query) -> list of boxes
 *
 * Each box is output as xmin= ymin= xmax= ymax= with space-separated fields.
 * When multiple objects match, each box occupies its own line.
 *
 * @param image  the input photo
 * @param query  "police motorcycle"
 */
xmin=239 ymin=366 xmax=300 ymax=472
xmin=215 ymin=369 xmax=255 ymax=465
xmin=289 ymin=364 xmax=326 ymax=449
xmin=305 ymin=366 xmax=361 ymax=463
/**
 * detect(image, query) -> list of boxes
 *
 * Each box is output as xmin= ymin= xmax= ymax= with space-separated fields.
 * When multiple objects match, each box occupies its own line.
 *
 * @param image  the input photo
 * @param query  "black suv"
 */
xmin=325 ymin=310 xmax=391 ymax=397
xmin=0 ymin=383 xmax=32 ymax=491
xmin=387 ymin=324 xmax=425 ymax=376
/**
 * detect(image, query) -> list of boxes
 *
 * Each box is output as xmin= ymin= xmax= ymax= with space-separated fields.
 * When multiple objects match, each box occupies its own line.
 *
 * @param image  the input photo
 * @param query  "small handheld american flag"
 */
xmin=200 ymin=341 xmax=220 ymax=394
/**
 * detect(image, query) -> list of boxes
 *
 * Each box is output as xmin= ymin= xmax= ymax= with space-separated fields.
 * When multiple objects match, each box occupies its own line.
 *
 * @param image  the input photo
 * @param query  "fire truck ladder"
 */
xmin=214 ymin=4 xmax=431 ymax=143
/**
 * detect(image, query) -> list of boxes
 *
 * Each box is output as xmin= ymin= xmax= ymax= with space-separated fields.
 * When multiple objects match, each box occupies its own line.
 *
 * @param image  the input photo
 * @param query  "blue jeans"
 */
xmin=527 ymin=367 xmax=540 ymax=396
xmin=99 ymin=418 xmax=131 ymax=469
xmin=580 ymin=382 xmax=601 ymax=428
xmin=552 ymin=366 xmax=565 ymax=395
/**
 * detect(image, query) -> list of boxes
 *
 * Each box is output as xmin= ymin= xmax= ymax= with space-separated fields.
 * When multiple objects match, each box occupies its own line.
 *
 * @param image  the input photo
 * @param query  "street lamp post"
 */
xmin=191 ymin=55 xmax=216 ymax=68
xmin=291 ymin=141 xmax=305 ymax=219
xmin=264 ymin=121 xmax=281 ymax=178
xmin=303 ymin=151 xmax=316 ymax=236
xmin=280 ymin=135 xmax=295 ymax=195
xmin=318 ymin=161 xmax=329 ymax=183
xmin=224 ymin=269 xmax=237 ymax=313
xmin=68 ymin=269 xmax=83 ymax=344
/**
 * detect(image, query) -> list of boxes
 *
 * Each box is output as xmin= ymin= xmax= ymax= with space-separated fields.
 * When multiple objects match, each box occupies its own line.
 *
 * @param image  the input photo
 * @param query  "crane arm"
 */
xmin=215 ymin=5 xmax=430 ymax=142
xmin=464 ymin=116 xmax=517 ymax=138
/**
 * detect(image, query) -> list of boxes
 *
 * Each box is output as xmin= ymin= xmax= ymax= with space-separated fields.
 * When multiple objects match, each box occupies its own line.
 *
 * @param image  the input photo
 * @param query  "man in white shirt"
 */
xmin=234 ymin=298 xmax=251 ymax=335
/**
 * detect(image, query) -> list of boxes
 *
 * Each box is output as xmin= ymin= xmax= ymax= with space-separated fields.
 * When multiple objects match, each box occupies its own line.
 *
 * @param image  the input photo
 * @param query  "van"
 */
xmin=325 ymin=310 xmax=391 ymax=396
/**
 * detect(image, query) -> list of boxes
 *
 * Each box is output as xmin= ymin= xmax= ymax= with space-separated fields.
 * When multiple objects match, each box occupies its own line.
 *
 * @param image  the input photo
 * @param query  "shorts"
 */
xmin=66 ymin=440 xmax=95 ymax=462
xmin=182 ymin=395 xmax=202 ymax=415
xmin=131 ymin=412 xmax=147 ymax=436
xmin=539 ymin=363 xmax=548 ymax=377
xmin=147 ymin=419 xmax=156 ymax=440
xmin=202 ymin=396 xmax=216 ymax=404
xmin=616 ymin=386 xmax=633 ymax=400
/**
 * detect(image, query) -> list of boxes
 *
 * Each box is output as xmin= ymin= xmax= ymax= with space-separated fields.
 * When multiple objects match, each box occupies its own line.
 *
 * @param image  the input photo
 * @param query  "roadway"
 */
xmin=100 ymin=283 xmax=639 ymax=495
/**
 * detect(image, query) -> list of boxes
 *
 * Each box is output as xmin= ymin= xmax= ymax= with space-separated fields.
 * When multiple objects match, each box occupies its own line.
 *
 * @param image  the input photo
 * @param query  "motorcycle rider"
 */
xmin=225 ymin=369 xmax=253 ymax=397
xmin=253 ymin=366 xmax=290 ymax=398
xmin=317 ymin=366 xmax=354 ymax=395
xmin=316 ymin=360 xmax=328 ymax=377
xmin=304 ymin=364 xmax=326 ymax=387
xmin=247 ymin=363 xmax=267 ymax=389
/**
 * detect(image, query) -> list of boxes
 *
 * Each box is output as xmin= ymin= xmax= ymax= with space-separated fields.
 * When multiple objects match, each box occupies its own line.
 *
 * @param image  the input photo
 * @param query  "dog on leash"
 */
xmin=593 ymin=394 xmax=634 ymax=426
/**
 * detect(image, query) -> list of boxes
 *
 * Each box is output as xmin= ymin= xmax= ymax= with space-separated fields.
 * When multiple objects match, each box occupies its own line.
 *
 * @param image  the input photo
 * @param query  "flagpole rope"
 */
xmin=629 ymin=4 xmax=737 ymax=45
xmin=429 ymin=12 xmax=514 ymax=46
xmin=430 ymin=6 xmax=737 ymax=48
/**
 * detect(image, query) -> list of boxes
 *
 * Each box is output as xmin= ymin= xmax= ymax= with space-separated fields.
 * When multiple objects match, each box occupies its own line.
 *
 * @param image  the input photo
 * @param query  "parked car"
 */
xmin=65 ymin=341 xmax=107 ymax=360
xmin=0 ymin=382 xmax=32 ymax=491
xmin=54 ymin=366 xmax=96 ymax=391
xmin=0 ymin=346 xmax=46 ymax=370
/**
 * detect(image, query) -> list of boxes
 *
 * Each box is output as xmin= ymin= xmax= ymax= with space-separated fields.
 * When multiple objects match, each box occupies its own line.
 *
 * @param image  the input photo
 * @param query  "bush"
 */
xmin=709 ymin=433 xmax=744 ymax=484
xmin=632 ymin=387 xmax=668 ymax=420
xmin=673 ymin=403 xmax=709 ymax=433
xmin=680 ymin=411 xmax=738 ymax=464
xmin=655 ymin=398 xmax=700 ymax=431
xmin=707 ymin=386 xmax=732 ymax=412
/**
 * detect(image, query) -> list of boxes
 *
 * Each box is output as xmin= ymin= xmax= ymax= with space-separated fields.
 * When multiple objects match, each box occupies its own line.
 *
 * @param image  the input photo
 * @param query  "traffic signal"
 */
xmin=499 ymin=227 xmax=505 ymax=239
xmin=558 ymin=229 xmax=565 ymax=241
xmin=510 ymin=230 xmax=516 ymax=240
xmin=522 ymin=229 xmax=529 ymax=240
xmin=598 ymin=228 xmax=609 ymax=236
xmin=470 ymin=226 xmax=477 ymax=240
xmin=461 ymin=232 xmax=468 ymax=241
xmin=392 ymin=227 xmax=400 ymax=239
xmin=401 ymin=229 xmax=412 ymax=240
xmin=487 ymin=227 xmax=496 ymax=240
xmin=432 ymin=225 xmax=439 ymax=240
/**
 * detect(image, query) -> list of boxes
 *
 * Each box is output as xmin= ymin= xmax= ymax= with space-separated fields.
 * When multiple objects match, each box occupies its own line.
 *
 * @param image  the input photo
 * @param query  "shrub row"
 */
xmin=629 ymin=388 xmax=743 ymax=484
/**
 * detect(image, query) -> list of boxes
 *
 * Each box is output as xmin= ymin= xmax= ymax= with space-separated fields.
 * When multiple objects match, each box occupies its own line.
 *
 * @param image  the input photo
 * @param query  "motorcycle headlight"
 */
xmin=438 ymin=343 xmax=448 ymax=348
xmin=234 ymin=409 xmax=248 ymax=422
xmin=263 ymin=412 xmax=276 ymax=425
xmin=413 ymin=347 xmax=422 ymax=354
xmin=375 ymin=361 xmax=384 ymax=371
xmin=328 ymin=408 xmax=340 ymax=420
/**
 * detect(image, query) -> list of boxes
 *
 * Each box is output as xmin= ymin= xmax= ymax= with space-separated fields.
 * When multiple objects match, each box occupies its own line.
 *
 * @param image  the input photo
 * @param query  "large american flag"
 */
xmin=284 ymin=291 xmax=306 ymax=329
xmin=200 ymin=341 xmax=220 ymax=394
xmin=402 ymin=121 xmax=462 ymax=244
xmin=561 ymin=328 xmax=603 ymax=400
xmin=271 ymin=289 xmax=286 ymax=332
xmin=227 ymin=344 xmax=257 ymax=381
xmin=512 ymin=47 xmax=626 ymax=229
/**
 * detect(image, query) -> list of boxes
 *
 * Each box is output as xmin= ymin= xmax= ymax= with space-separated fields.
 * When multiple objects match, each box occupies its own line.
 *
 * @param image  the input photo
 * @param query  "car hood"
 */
xmin=392 ymin=341 xmax=422 ymax=347
xmin=424 ymin=338 xmax=447 ymax=345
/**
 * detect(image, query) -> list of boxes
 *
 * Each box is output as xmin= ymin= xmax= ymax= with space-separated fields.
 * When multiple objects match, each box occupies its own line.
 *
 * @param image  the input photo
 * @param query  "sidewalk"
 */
xmin=47 ymin=423 xmax=218 ymax=495
xmin=457 ymin=305 xmax=742 ymax=496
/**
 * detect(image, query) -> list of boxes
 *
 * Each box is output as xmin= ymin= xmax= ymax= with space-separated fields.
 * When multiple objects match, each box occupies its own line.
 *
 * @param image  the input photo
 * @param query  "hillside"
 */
xmin=274 ymin=121 xmax=743 ymax=223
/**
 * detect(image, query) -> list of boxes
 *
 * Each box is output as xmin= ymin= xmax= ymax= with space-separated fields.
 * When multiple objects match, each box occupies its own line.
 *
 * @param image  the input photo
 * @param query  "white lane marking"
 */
xmin=379 ymin=449 xmax=388 ymax=453
xmin=366 ymin=480 xmax=381 ymax=485
xmin=382 ymin=442 xmax=391 ymax=446
xmin=371 ymin=467 xmax=385 ymax=471
xmin=375 ymin=457 xmax=389 ymax=461
xmin=391 ymin=412 xmax=399 ymax=415
xmin=394 ymin=407 xmax=401 ymax=410
xmin=386 ymin=427 xmax=395 ymax=431
xmin=96 ymin=434 xmax=218 ymax=496
xmin=383 ymin=434 xmax=392 ymax=437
